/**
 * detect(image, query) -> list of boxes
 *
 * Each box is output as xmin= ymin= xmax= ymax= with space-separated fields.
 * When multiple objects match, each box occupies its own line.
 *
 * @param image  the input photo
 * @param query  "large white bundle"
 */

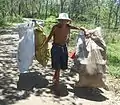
xmin=17 ymin=22 xmax=35 ymax=73
xmin=72 ymin=27 xmax=108 ymax=89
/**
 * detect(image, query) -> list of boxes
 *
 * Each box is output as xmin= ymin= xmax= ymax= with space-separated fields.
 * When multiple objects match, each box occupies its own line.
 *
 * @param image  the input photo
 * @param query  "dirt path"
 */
xmin=0 ymin=29 xmax=120 ymax=105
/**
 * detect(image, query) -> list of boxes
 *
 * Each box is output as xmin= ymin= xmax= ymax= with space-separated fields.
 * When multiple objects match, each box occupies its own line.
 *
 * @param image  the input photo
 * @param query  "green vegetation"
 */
xmin=107 ymin=42 xmax=120 ymax=78
xmin=43 ymin=16 xmax=57 ymax=35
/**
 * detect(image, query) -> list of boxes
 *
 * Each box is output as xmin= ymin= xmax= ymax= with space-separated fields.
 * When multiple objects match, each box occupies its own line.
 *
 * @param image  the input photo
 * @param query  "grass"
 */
xmin=107 ymin=42 xmax=120 ymax=78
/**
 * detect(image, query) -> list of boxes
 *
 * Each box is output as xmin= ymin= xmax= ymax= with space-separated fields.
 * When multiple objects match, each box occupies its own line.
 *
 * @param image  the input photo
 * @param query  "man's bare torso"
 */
xmin=52 ymin=24 xmax=70 ymax=45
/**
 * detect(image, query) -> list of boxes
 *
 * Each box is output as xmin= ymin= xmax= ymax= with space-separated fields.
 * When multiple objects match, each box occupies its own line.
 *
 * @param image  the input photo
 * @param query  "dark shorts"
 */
xmin=51 ymin=43 xmax=68 ymax=70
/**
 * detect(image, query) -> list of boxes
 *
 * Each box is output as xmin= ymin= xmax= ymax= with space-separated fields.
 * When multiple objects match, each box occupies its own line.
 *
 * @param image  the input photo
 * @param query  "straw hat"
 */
xmin=56 ymin=13 xmax=71 ymax=21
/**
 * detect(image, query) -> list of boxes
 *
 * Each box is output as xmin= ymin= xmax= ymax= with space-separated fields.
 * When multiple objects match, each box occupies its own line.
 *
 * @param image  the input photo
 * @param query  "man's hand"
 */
xmin=79 ymin=27 xmax=91 ymax=38
xmin=79 ymin=27 xmax=87 ymax=31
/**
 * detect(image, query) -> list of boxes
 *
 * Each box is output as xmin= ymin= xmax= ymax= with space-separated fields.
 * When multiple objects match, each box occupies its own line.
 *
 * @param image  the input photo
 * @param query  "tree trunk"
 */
xmin=31 ymin=1 xmax=34 ymax=17
xmin=114 ymin=5 xmax=120 ymax=28
xmin=45 ymin=0 xmax=49 ymax=19
xmin=71 ymin=0 xmax=76 ymax=18
xmin=36 ymin=1 xmax=41 ymax=18
xmin=50 ymin=0 xmax=53 ymax=15
xmin=60 ymin=0 xmax=66 ymax=13
xmin=18 ymin=2 xmax=21 ymax=15
xmin=108 ymin=7 xmax=113 ymax=28
xmin=95 ymin=0 xmax=100 ymax=26
xmin=10 ymin=0 xmax=14 ymax=17
xmin=108 ymin=1 xmax=114 ymax=28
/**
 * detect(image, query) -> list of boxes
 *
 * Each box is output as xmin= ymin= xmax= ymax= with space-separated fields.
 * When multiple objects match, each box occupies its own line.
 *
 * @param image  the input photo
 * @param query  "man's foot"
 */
xmin=54 ymin=88 xmax=60 ymax=96
xmin=51 ymin=83 xmax=60 ymax=96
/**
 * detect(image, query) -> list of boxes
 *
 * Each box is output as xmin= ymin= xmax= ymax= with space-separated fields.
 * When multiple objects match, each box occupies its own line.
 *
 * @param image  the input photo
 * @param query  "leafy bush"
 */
xmin=44 ymin=16 xmax=57 ymax=35
xmin=0 ymin=14 xmax=7 ymax=26
xmin=104 ymin=29 xmax=120 ymax=44
xmin=7 ymin=15 xmax=23 ymax=23
xmin=0 ymin=14 xmax=23 ymax=27
xmin=69 ymin=31 xmax=79 ymax=46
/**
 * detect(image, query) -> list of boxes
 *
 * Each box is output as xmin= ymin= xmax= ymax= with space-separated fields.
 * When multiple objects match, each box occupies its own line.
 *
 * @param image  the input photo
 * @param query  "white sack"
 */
xmin=17 ymin=22 xmax=35 ymax=73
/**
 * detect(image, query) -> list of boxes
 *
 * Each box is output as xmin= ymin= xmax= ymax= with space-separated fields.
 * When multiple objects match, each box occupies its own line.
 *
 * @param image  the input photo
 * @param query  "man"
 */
xmin=42 ymin=13 xmax=85 ymax=92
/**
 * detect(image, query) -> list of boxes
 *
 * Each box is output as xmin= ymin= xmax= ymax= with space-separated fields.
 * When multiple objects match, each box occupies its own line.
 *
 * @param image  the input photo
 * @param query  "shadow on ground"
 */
xmin=68 ymin=87 xmax=108 ymax=102
xmin=48 ymin=83 xmax=69 ymax=97
xmin=0 ymin=71 xmax=49 ymax=105
xmin=17 ymin=72 xmax=49 ymax=90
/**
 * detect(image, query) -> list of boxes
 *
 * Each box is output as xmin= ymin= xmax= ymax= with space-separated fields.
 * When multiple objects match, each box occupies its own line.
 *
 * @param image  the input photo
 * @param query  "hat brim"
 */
xmin=56 ymin=18 xmax=71 ymax=21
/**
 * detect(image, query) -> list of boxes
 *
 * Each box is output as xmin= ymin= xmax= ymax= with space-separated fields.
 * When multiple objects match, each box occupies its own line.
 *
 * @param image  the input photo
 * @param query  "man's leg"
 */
xmin=53 ymin=70 xmax=60 ymax=88
xmin=61 ymin=45 xmax=68 ymax=70
xmin=51 ymin=45 xmax=61 ymax=88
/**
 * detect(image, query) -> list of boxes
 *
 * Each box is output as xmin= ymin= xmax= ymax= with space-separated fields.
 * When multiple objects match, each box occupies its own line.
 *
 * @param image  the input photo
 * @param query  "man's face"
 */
xmin=59 ymin=19 xmax=69 ymax=25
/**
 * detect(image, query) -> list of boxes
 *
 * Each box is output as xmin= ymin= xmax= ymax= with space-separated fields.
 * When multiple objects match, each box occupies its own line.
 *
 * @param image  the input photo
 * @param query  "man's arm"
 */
xmin=69 ymin=25 xmax=79 ymax=30
xmin=69 ymin=24 xmax=86 ymax=31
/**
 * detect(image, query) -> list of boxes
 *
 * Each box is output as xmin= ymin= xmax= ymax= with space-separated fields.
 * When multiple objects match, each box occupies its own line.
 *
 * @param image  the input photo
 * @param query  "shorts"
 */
xmin=51 ymin=43 xmax=68 ymax=70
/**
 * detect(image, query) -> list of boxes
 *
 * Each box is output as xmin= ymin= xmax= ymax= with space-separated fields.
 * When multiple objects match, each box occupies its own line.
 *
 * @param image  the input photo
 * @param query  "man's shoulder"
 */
xmin=52 ymin=23 xmax=71 ymax=29
xmin=67 ymin=24 xmax=72 ymax=27
xmin=51 ymin=24 xmax=59 ymax=32
xmin=51 ymin=24 xmax=58 ymax=29
xmin=53 ymin=23 xmax=60 ymax=27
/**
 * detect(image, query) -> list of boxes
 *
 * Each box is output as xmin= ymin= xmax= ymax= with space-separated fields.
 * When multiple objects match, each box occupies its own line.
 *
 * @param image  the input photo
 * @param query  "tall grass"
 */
xmin=104 ymin=29 xmax=120 ymax=77
xmin=107 ymin=42 xmax=120 ymax=78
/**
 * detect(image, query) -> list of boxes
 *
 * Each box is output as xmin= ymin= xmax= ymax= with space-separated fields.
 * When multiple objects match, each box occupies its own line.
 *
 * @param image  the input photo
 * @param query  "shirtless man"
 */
xmin=42 ymin=13 xmax=85 ymax=92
